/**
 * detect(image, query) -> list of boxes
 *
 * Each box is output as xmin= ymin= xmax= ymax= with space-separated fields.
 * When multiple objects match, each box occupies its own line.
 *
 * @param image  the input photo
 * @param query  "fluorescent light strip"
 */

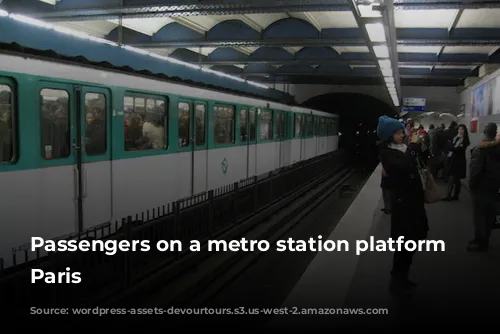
xmin=378 ymin=59 xmax=391 ymax=69
xmin=381 ymin=68 xmax=393 ymax=77
xmin=3 ymin=10 xmax=268 ymax=89
xmin=365 ymin=23 xmax=386 ymax=43
xmin=373 ymin=45 xmax=389 ymax=58
xmin=358 ymin=4 xmax=382 ymax=18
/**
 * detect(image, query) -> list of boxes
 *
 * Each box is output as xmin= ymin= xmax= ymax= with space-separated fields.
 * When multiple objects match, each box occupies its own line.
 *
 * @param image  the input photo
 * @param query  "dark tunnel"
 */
xmin=302 ymin=92 xmax=397 ymax=164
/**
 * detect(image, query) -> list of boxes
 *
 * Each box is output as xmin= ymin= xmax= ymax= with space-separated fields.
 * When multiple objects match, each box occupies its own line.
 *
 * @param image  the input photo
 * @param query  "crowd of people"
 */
xmin=376 ymin=115 xmax=500 ymax=296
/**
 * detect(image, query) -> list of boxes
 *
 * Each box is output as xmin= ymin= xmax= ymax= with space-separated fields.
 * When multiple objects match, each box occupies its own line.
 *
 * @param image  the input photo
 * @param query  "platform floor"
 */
xmin=270 ymin=180 xmax=500 ymax=329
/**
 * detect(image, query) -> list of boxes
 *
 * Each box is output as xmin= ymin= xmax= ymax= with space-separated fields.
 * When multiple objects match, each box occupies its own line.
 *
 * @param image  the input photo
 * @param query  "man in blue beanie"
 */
xmin=377 ymin=115 xmax=429 ymax=296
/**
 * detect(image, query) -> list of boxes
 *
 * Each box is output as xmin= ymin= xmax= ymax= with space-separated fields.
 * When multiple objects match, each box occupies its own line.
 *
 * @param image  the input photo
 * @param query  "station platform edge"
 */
xmin=269 ymin=163 xmax=500 ymax=329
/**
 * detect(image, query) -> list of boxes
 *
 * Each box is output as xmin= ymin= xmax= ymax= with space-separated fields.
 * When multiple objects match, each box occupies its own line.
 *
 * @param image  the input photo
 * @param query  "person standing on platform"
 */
xmin=443 ymin=124 xmax=470 ymax=201
xmin=377 ymin=115 xmax=429 ymax=296
xmin=467 ymin=123 xmax=500 ymax=252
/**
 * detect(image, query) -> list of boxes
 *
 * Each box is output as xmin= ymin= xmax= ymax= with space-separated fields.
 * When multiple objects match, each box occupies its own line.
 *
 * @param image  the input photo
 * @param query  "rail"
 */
xmin=0 ymin=150 xmax=343 ymax=310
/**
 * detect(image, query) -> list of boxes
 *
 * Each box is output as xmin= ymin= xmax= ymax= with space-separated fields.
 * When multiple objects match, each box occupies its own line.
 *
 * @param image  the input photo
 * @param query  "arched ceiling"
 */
xmin=2 ymin=0 xmax=500 ymax=109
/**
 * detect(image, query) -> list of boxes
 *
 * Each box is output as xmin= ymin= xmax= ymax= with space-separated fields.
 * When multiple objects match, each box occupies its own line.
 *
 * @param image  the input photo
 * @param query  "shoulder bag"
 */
xmin=416 ymin=155 xmax=441 ymax=204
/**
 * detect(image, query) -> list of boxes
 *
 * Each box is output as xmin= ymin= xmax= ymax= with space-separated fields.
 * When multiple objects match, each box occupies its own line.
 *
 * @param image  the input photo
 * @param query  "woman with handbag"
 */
xmin=377 ymin=115 xmax=429 ymax=296
xmin=443 ymin=124 xmax=470 ymax=201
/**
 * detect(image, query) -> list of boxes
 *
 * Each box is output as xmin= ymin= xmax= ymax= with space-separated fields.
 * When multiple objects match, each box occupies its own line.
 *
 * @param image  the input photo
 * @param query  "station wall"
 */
xmin=459 ymin=68 xmax=500 ymax=188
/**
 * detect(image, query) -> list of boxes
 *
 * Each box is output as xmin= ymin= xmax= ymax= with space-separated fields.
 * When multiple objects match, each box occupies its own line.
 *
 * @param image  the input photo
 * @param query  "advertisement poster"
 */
xmin=471 ymin=76 xmax=500 ymax=116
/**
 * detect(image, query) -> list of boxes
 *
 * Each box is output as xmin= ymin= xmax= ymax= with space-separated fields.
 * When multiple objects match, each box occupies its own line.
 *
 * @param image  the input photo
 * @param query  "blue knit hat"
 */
xmin=377 ymin=115 xmax=404 ymax=142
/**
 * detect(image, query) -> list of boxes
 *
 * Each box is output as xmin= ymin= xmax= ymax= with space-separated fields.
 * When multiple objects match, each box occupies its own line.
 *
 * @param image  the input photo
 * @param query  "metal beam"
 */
xmin=199 ymin=59 xmax=374 ymax=66
xmin=128 ymin=39 xmax=368 ymax=48
xmin=398 ymin=39 xmax=500 ymax=46
xmin=227 ymin=71 xmax=473 ymax=79
xmin=393 ymin=0 xmax=500 ymax=10
xmin=251 ymin=75 xmax=464 ymax=86
xmin=8 ymin=0 xmax=351 ymax=21
xmin=5 ymin=0 xmax=500 ymax=20
xmin=196 ymin=59 xmax=490 ymax=66
xmin=125 ymin=37 xmax=500 ymax=48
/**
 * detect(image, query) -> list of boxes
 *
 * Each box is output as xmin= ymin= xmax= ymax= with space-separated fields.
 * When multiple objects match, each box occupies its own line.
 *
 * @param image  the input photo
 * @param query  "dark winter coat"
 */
xmin=469 ymin=139 xmax=500 ymax=193
xmin=379 ymin=142 xmax=429 ymax=241
xmin=445 ymin=136 xmax=468 ymax=179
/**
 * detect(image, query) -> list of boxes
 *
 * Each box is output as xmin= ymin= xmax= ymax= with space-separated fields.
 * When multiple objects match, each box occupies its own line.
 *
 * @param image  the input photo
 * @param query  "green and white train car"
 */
xmin=0 ymin=51 xmax=339 ymax=268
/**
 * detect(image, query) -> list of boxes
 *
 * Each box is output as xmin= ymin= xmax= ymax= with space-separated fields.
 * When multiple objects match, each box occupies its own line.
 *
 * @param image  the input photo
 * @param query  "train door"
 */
xmin=244 ymin=108 xmax=257 ymax=177
xmin=314 ymin=115 xmax=320 ymax=157
xmin=39 ymin=83 xmax=78 ymax=237
xmin=178 ymin=99 xmax=208 ymax=196
xmin=239 ymin=107 xmax=257 ymax=178
xmin=276 ymin=111 xmax=286 ymax=168
xmin=39 ymin=83 xmax=112 ymax=235
xmin=79 ymin=86 xmax=112 ymax=230
xmin=296 ymin=114 xmax=304 ymax=163
xmin=192 ymin=101 xmax=208 ymax=195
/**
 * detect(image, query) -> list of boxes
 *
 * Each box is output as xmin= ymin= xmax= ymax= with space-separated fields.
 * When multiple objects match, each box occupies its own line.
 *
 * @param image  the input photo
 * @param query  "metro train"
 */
xmin=0 ymin=51 xmax=339 ymax=268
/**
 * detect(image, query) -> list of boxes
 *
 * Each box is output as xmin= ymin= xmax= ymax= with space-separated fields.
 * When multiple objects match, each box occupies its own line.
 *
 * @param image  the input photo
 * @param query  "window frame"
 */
xmin=39 ymin=86 xmax=72 ymax=162
xmin=194 ymin=102 xmax=207 ymax=148
xmin=83 ymin=91 xmax=108 ymax=157
xmin=213 ymin=103 xmax=235 ymax=147
xmin=0 ymin=77 xmax=18 ymax=166
xmin=123 ymin=91 xmax=169 ymax=154
xmin=258 ymin=108 xmax=273 ymax=142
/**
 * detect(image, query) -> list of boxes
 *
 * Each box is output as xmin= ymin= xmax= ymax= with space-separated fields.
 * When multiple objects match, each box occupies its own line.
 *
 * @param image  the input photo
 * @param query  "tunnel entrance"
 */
xmin=303 ymin=92 xmax=396 ymax=164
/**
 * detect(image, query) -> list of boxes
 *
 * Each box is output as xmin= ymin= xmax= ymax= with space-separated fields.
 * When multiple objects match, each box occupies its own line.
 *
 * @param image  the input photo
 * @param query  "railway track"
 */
xmin=111 ymin=159 xmax=360 ymax=325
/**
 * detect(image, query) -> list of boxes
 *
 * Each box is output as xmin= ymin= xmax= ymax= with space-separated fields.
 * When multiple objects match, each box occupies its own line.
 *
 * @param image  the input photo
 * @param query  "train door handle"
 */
xmin=82 ymin=167 xmax=88 ymax=198
xmin=72 ymin=138 xmax=80 ymax=150
xmin=73 ymin=167 xmax=79 ymax=201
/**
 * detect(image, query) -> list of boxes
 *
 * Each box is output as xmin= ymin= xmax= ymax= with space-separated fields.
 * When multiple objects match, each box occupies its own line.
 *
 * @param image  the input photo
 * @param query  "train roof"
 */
xmin=0 ymin=16 xmax=336 ymax=118
xmin=0 ymin=43 xmax=336 ymax=118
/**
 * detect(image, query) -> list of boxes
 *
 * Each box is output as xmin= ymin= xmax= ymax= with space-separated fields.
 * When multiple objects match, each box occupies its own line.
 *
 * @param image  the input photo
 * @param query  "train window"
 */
xmin=214 ymin=105 xmax=234 ymax=144
xmin=84 ymin=93 xmax=106 ymax=156
xmin=178 ymin=102 xmax=190 ymax=148
xmin=124 ymin=95 xmax=167 ymax=151
xmin=259 ymin=109 xmax=273 ymax=141
xmin=294 ymin=114 xmax=300 ymax=137
xmin=0 ymin=84 xmax=14 ymax=163
xmin=314 ymin=117 xmax=320 ymax=136
xmin=276 ymin=112 xmax=285 ymax=139
xmin=249 ymin=109 xmax=256 ymax=141
xmin=306 ymin=115 xmax=313 ymax=136
xmin=195 ymin=104 xmax=206 ymax=146
xmin=321 ymin=117 xmax=326 ymax=136
xmin=40 ymin=88 xmax=70 ymax=160
xmin=240 ymin=109 xmax=247 ymax=142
